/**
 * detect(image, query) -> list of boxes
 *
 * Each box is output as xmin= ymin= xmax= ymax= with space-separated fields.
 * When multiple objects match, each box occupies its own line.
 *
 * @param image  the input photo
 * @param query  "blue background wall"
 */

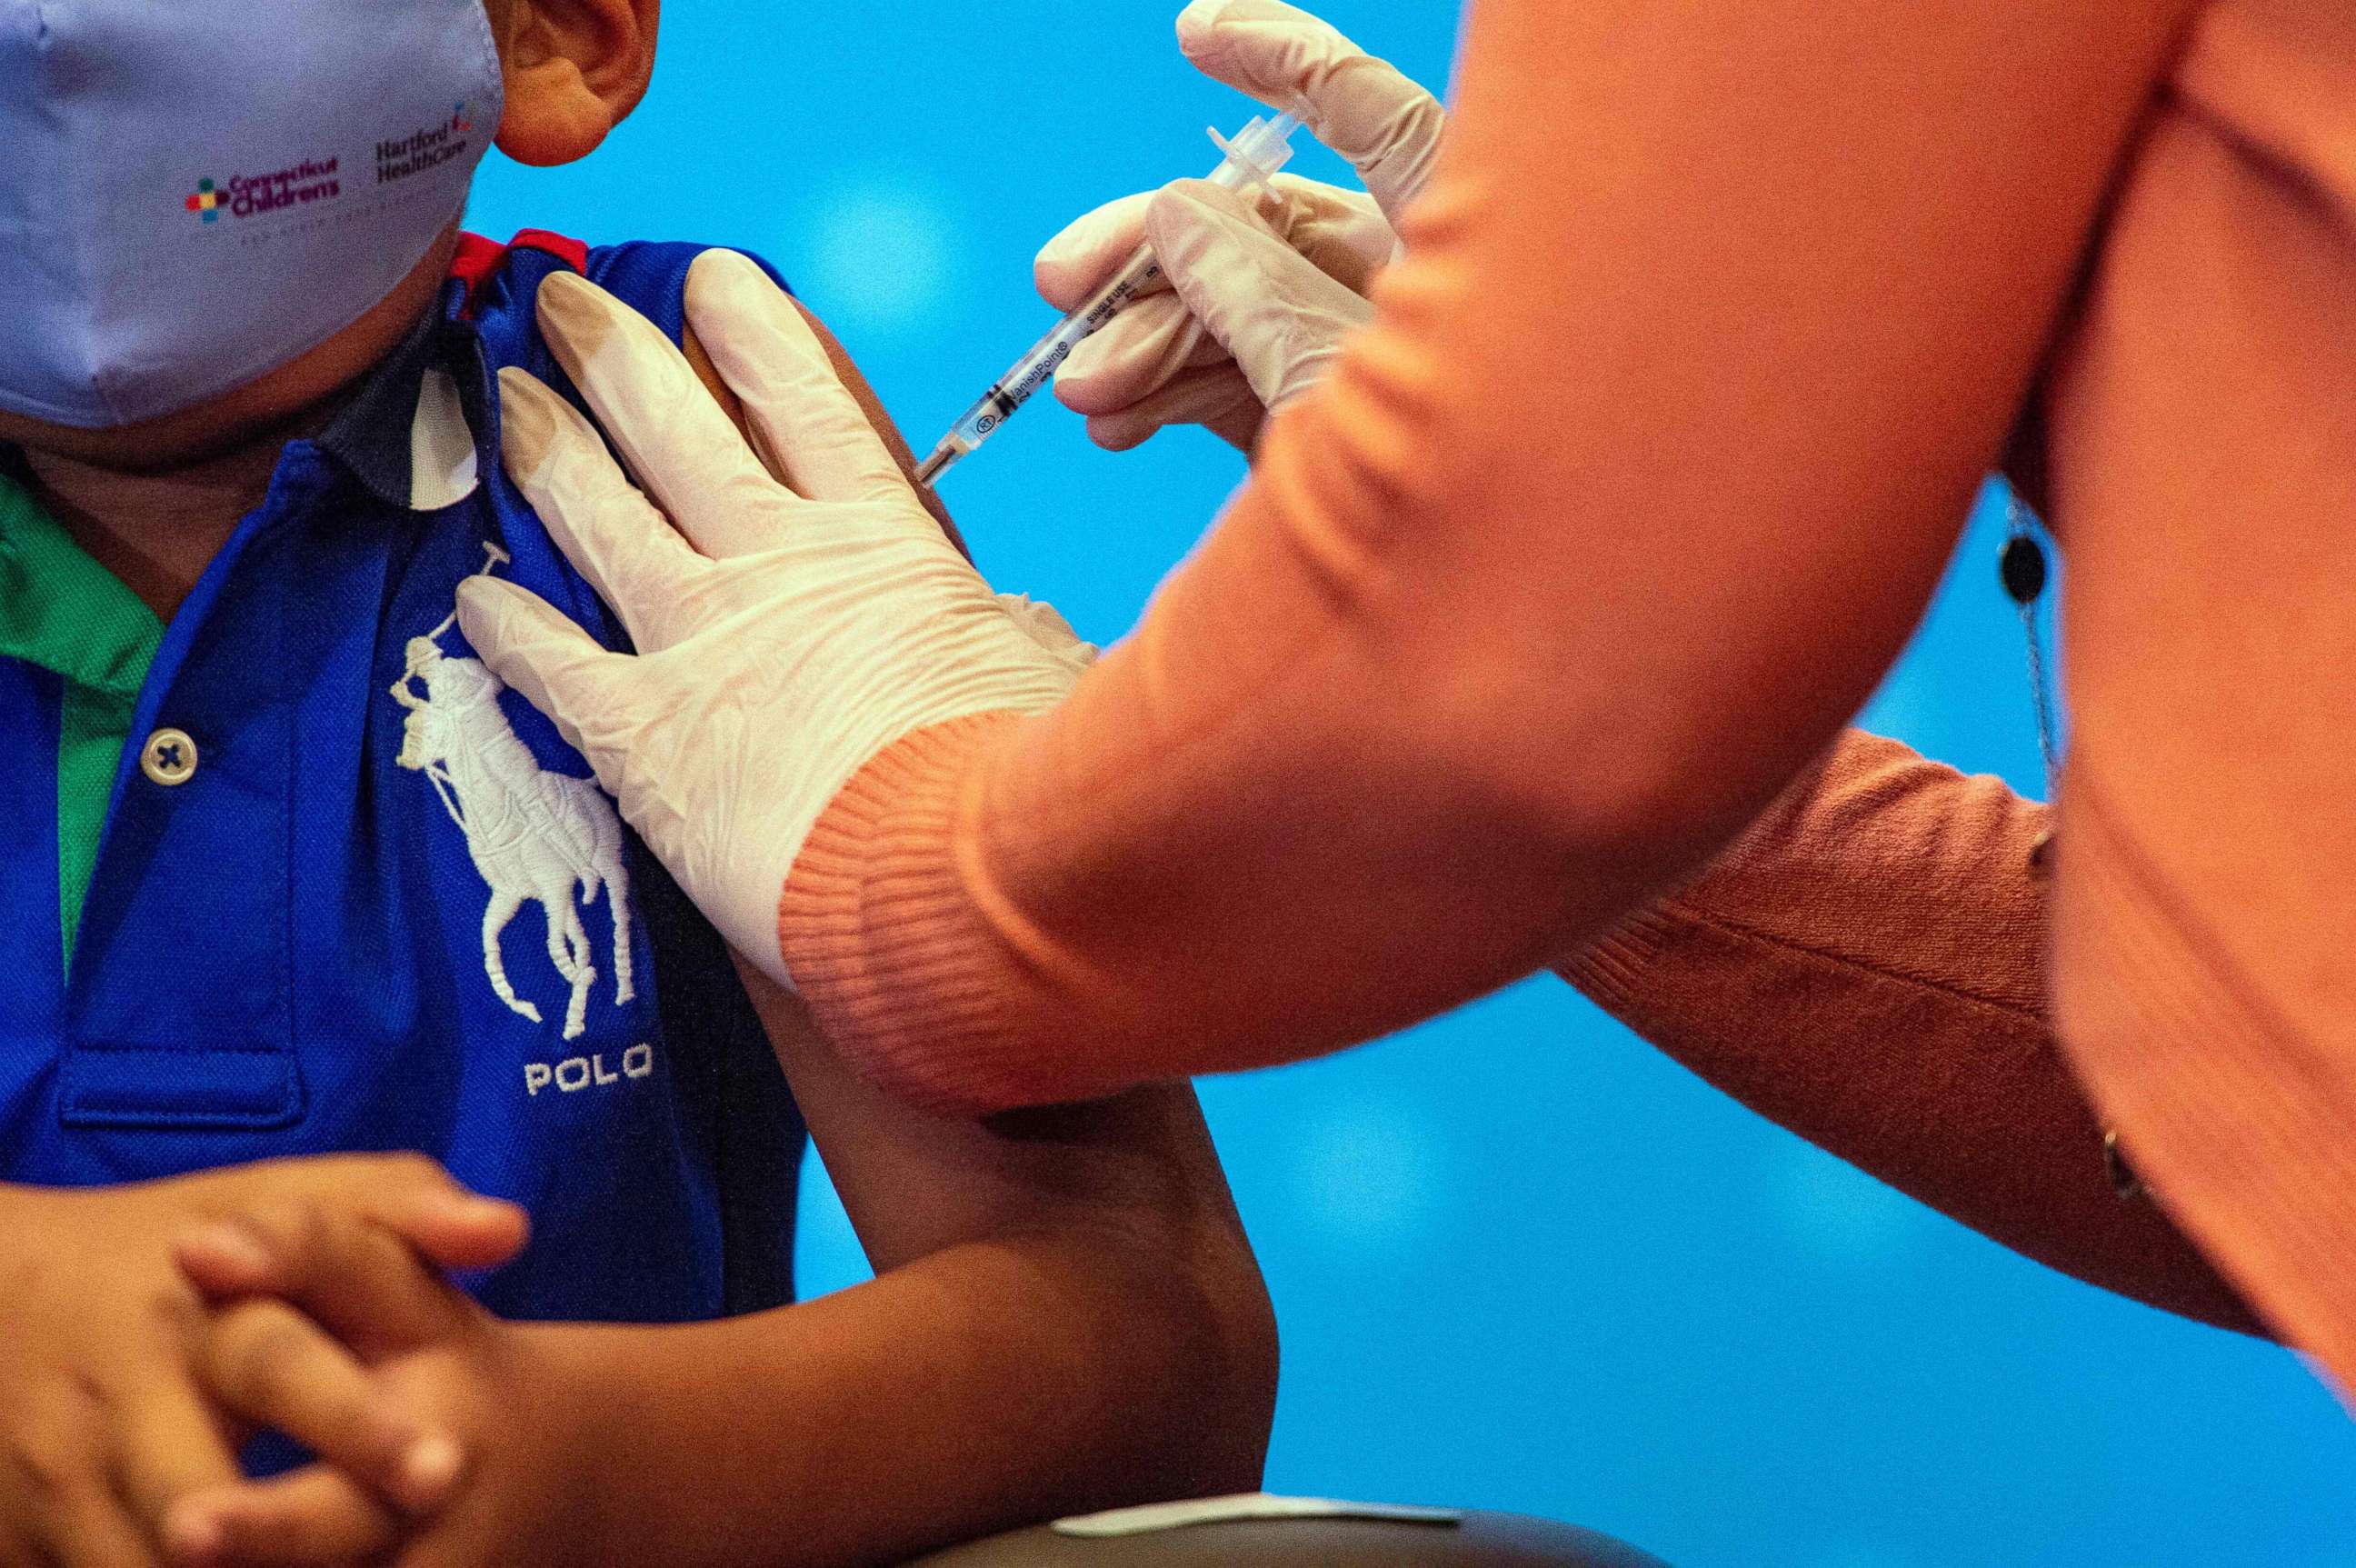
xmin=473 ymin=5 xmax=2356 ymax=1563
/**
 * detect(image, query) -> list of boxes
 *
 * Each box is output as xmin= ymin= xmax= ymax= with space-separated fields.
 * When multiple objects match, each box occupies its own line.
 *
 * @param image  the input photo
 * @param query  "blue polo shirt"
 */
xmin=0 ymin=235 xmax=805 ymax=1323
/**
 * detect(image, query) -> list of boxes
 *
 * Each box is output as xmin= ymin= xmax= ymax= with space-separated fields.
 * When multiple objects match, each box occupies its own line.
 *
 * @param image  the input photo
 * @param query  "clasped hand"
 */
xmin=0 ymin=1159 xmax=578 ymax=1568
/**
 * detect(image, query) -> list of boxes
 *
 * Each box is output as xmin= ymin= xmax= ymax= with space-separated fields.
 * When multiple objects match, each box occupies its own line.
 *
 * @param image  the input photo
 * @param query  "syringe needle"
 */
xmin=915 ymin=441 xmax=961 ymax=488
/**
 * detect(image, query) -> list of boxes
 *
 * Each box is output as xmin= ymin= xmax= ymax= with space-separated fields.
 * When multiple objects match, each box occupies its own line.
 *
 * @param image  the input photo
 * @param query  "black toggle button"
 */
xmin=2001 ymin=534 xmax=2050 ymax=606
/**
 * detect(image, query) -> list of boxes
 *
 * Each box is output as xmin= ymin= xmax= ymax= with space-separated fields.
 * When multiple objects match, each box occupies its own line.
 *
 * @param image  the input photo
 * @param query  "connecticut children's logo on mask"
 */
xmin=377 ymin=103 xmax=479 ymax=186
xmin=183 ymin=157 xmax=344 ymax=225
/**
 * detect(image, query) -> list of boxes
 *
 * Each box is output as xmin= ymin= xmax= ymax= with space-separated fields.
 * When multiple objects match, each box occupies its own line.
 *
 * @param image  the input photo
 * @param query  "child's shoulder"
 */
xmin=461 ymin=231 xmax=788 ymax=351
xmin=584 ymin=237 xmax=785 ymax=291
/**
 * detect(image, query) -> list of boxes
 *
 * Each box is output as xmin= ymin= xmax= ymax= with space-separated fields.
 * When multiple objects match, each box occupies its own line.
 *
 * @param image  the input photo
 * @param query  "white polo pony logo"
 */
xmin=393 ymin=544 xmax=634 ymax=1041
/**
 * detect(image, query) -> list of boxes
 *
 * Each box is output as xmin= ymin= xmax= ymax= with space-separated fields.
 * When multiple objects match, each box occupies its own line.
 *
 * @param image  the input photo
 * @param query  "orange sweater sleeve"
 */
xmin=778 ymin=0 xmax=2203 ymax=1114
xmin=1556 ymin=731 xmax=2256 ymax=1333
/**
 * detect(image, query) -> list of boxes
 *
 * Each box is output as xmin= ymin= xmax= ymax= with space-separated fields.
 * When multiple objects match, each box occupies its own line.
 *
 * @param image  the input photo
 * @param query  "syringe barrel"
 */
xmin=923 ymin=112 xmax=1303 ymax=481
xmin=950 ymin=243 xmax=1164 ymax=449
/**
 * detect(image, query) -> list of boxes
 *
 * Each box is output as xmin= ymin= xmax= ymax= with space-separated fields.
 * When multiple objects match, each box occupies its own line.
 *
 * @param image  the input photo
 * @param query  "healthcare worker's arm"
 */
xmin=459 ymin=0 xmax=2201 ymax=1102
xmin=780 ymin=0 xmax=2201 ymax=1102
xmin=1041 ymin=3 xmax=2258 ymax=1334
xmin=1560 ymin=731 xmax=2258 ymax=1333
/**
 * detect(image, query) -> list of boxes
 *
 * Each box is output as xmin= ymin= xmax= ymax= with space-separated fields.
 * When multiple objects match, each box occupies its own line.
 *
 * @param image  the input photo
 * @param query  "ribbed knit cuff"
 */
xmin=778 ymin=712 xmax=1049 ymax=1116
xmin=1552 ymin=905 xmax=1681 ymax=1014
xmin=1556 ymin=784 xmax=1801 ymax=1016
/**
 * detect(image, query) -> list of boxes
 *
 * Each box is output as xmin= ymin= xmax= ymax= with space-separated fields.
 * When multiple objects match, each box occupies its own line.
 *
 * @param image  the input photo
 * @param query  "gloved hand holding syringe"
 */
xmin=913 ymin=109 xmax=1303 ymax=487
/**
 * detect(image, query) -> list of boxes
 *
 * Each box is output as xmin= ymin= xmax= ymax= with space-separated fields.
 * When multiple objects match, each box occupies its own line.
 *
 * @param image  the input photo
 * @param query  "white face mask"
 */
xmin=0 ymin=0 xmax=506 ymax=429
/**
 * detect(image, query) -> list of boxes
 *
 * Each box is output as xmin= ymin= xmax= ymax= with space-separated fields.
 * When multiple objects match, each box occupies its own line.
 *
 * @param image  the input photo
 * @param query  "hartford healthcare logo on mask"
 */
xmin=377 ymin=103 xmax=481 ymax=186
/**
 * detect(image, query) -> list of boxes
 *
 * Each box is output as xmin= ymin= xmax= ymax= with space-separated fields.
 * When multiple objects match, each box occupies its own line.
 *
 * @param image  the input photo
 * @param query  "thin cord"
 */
xmin=2002 ymin=493 xmax=2062 ymax=799
xmin=2019 ymin=595 xmax=2062 ymax=792
xmin=2000 ymin=492 xmax=2138 ymax=1197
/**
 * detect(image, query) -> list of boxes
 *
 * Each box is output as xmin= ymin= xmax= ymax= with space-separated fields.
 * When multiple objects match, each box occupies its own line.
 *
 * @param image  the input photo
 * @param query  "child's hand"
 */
xmin=162 ymin=1205 xmax=594 ymax=1568
xmin=0 ymin=1158 xmax=522 ymax=1568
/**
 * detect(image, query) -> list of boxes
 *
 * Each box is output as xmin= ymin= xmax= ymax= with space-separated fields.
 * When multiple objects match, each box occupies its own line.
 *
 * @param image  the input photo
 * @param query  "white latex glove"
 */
xmin=1040 ymin=0 xmax=1448 ymax=452
xmin=455 ymin=254 xmax=1093 ymax=984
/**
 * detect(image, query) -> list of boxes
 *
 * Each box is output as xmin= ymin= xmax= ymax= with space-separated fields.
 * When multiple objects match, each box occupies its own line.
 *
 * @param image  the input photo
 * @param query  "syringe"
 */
xmin=915 ymin=111 xmax=1303 ymax=488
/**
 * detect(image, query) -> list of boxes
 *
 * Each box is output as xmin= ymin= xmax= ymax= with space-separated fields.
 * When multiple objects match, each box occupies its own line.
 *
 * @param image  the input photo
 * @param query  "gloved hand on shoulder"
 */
xmin=455 ymin=255 xmax=1093 ymax=986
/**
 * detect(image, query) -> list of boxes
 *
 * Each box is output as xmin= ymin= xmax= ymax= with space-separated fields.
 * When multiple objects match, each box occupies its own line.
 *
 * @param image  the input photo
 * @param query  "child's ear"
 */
xmin=489 ymin=0 xmax=661 ymax=166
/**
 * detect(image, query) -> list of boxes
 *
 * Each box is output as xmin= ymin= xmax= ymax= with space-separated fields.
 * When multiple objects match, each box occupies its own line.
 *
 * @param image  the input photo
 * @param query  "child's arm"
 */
xmin=698 ymin=963 xmax=1280 ymax=1562
xmin=165 ymin=994 xmax=1276 ymax=1568
xmin=158 ymin=282 xmax=1276 ymax=1568
xmin=684 ymin=293 xmax=1275 ymax=1542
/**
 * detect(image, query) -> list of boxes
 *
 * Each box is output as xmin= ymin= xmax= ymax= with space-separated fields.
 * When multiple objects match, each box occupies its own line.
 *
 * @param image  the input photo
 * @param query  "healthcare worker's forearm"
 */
xmin=534 ymin=1232 xmax=1271 ymax=1568
xmin=780 ymin=0 xmax=2202 ymax=1111
xmin=1557 ymin=731 xmax=2259 ymax=1333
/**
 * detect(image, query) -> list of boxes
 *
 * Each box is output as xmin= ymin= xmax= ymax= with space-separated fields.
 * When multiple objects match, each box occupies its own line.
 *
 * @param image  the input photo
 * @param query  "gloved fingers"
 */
xmin=534 ymin=270 xmax=795 ymax=561
xmin=683 ymin=249 xmax=914 ymax=514
xmin=1146 ymin=178 xmax=1378 ymax=410
xmin=1085 ymin=364 xmax=1266 ymax=454
xmin=1262 ymin=175 xmax=1397 ymax=295
xmin=497 ymin=369 xmax=709 ymax=653
xmin=1176 ymin=0 xmax=1447 ymax=226
xmin=1039 ymin=177 xmax=1384 ymax=317
xmin=1047 ymin=175 xmax=1396 ymax=438
xmin=454 ymin=578 xmax=632 ymax=790
xmin=1257 ymin=313 xmax=1358 ymax=410
xmin=1055 ymin=292 xmax=1224 ymax=418
xmin=1035 ymin=194 xmax=1169 ymax=315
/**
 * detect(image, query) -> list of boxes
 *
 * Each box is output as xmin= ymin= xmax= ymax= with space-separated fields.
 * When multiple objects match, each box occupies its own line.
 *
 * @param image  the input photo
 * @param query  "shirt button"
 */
xmin=141 ymin=728 xmax=200 ymax=787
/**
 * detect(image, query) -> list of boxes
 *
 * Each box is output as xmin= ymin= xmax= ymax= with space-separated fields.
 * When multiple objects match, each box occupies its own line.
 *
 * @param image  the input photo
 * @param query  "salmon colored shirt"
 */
xmin=782 ymin=0 xmax=2350 ymax=1386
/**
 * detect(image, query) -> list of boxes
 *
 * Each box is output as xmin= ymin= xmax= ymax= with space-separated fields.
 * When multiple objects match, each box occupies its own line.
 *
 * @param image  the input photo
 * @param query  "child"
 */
xmin=0 ymin=1 xmax=1275 ymax=1564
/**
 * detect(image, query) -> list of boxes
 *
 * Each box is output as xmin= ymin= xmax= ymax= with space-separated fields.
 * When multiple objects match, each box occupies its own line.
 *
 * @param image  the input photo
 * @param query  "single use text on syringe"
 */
xmin=915 ymin=111 xmax=1303 ymax=488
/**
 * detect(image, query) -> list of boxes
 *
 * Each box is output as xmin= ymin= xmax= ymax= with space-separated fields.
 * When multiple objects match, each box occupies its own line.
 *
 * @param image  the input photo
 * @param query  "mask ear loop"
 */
xmin=2000 ymin=489 xmax=2147 ymax=1203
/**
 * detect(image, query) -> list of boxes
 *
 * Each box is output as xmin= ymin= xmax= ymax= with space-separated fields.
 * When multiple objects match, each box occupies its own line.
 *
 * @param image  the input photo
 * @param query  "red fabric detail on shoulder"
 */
xmin=507 ymin=229 xmax=592 ymax=274
xmin=447 ymin=232 xmax=511 ymax=295
xmin=446 ymin=230 xmax=594 ymax=315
